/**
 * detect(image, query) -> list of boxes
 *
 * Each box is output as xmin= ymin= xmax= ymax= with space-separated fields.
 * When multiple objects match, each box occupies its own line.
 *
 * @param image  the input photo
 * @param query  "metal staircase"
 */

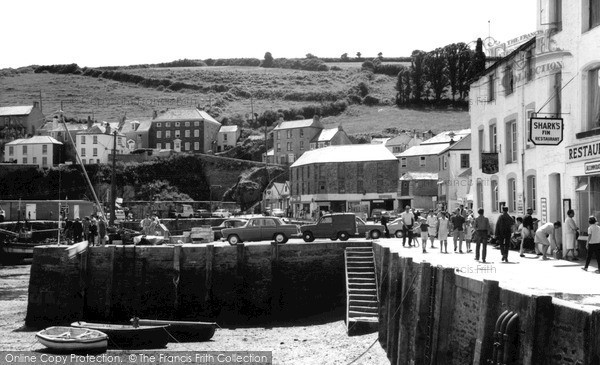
xmin=345 ymin=246 xmax=379 ymax=335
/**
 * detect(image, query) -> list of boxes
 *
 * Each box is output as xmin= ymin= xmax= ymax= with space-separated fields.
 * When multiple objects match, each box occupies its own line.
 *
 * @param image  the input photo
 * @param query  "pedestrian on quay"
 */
xmin=451 ymin=208 xmax=466 ymax=253
xmin=473 ymin=208 xmax=492 ymax=263
xmin=64 ymin=218 xmax=73 ymax=244
xmin=380 ymin=213 xmax=389 ymax=238
xmin=89 ymin=215 xmax=98 ymax=246
xmin=464 ymin=210 xmax=474 ymax=253
xmin=140 ymin=214 xmax=152 ymax=235
xmin=437 ymin=212 xmax=450 ymax=253
xmin=419 ymin=217 xmax=429 ymax=253
xmin=564 ymin=209 xmax=580 ymax=261
xmin=72 ymin=217 xmax=83 ymax=243
xmin=82 ymin=216 xmax=90 ymax=241
xmin=426 ymin=210 xmax=438 ymax=249
xmin=583 ymin=216 xmax=600 ymax=273
xmin=535 ymin=220 xmax=561 ymax=260
xmin=400 ymin=206 xmax=415 ymax=247
xmin=98 ymin=218 xmax=107 ymax=246
xmin=520 ymin=208 xmax=537 ymax=256
xmin=495 ymin=207 xmax=515 ymax=263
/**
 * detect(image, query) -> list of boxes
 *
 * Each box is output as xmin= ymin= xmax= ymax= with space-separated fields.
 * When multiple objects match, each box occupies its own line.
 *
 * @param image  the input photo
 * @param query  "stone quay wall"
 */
xmin=373 ymin=243 xmax=600 ymax=365
xmin=26 ymin=241 xmax=371 ymax=328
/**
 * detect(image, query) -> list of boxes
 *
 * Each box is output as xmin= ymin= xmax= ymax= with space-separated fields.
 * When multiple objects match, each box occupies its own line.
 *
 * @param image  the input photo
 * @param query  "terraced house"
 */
xmin=150 ymin=108 xmax=221 ymax=153
xmin=272 ymin=116 xmax=352 ymax=164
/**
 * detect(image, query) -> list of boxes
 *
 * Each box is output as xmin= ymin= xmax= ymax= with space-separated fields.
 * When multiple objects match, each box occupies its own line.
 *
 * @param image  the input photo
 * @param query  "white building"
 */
xmin=217 ymin=125 xmax=240 ymax=152
xmin=76 ymin=124 xmax=126 ymax=164
xmin=437 ymin=134 xmax=472 ymax=212
xmin=470 ymin=0 xmax=600 ymax=236
xmin=4 ymin=136 xmax=63 ymax=167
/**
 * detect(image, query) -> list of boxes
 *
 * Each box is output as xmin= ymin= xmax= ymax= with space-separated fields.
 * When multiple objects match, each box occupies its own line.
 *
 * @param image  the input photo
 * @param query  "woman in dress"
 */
xmin=564 ymin=209 xmax=579 ymax=261
xmin=464 ymin=211 xmax=474 ymax=253
xmin=426 ymin=210 xmax=438 ymax=249
xmin=437 ymin=212 xmax=450 ymax=253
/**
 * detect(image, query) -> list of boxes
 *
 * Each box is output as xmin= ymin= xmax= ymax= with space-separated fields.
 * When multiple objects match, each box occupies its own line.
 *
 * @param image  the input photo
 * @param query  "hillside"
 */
xmin=0 ymin=64 xmax=469 ymax=136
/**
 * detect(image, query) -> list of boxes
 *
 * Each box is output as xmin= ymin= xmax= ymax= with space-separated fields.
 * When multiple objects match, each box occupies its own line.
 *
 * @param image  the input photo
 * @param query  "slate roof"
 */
xmin=219 ymin=125 xmax=239 ymax=133
xmin=315 ymin=128 xmax=339 ymax=142
xmin=439 ymin=134 xmax=472 ymax=154
xmin=273 ymin=119 xmax=320 ymax=131
xmin=399 ymin=172 xmax=439 ymax=180
xmin=397 ymin=143 xmax=450 ymax=157
xmin=421 ymin=129 xmax=471 ymax=145
xmin=6 ymin=136 xmax=62 ymax=145
xmin=0 ymin=106 xmax=34 ymax=116
xmin=154 ymin=108 xmax=220 ymax=125
xmin=291 ymin=144 xmax=396 ymax=167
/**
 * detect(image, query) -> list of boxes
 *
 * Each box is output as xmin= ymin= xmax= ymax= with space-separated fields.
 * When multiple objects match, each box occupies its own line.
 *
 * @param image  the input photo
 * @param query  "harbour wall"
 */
xmin=373 ymin=243 xmax=600 ymax=365
xmin=26 ymin=241 xmax=370 ymax=328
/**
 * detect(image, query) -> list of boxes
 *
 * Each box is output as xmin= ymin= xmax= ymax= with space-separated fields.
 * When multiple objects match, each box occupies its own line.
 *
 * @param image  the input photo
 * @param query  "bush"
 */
xmin=362 ymin=95 xmax=379 ymax=106
xmin=361 ymin=61 xmax=375 ymax=71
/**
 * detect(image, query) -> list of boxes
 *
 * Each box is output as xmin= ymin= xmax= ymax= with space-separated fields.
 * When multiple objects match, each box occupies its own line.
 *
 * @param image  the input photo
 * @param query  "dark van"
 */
xmin=301 ymin=213 xmax=384 ymax=242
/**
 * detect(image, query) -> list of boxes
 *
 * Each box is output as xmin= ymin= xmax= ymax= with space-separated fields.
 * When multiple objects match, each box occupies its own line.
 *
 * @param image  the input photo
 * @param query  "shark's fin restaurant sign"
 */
xmin=529 ymin=117 xmax=564 ymax=145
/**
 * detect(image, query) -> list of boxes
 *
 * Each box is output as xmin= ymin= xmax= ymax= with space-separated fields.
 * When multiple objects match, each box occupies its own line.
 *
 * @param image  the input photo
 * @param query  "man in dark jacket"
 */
xmin=495 ymin=206 xmax=515 ymax=262
xmin=72 ymin=217 xmax=83 ymax=243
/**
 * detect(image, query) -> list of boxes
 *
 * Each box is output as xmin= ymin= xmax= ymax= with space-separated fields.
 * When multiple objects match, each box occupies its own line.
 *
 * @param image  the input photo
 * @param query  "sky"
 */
xmin=0 ymin=0 xmax=537 ymax=69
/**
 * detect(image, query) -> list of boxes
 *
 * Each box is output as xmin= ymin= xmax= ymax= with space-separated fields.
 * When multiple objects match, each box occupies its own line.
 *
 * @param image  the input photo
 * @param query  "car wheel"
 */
xmin=303 ymin=231 xmax=315 ymax=242
xmin=338 ymin=232 xmax=350 ymax=241
xmin=370 ymin=230 xmax=381 ymax=239
xmin=395 ymin=230 xmax=403 ymax=238
xmin=228 ymin=235 xmax=240 ymax=245
xmin=177 ymin=214 xmax=182 ymax=218
xmin=274 ymin=233 xmax=287 ymax=243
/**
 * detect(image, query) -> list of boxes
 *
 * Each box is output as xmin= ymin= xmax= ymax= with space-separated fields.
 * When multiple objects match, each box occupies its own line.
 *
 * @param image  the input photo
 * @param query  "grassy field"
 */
xmin=0 ymin=65 xmax=469 ymax=136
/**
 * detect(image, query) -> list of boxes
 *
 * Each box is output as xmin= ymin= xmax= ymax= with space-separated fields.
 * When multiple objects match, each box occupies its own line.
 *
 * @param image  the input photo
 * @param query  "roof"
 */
xmin=371 ymin=137 xmax=391 ymax=145
xmin=397 ymin=143 xmax=450 ymax=157
xmin=134 ymin=120 xmax=152 ymax=132
xmin=219 ymin=125 xmax=239 ymax=133
xmin=6 ymin=136 xmax=62 ymax=145
xmin=273 ymin=118 xmax=321 ymax=131
xmin=400 ymin=172 xmax=439 ymax=180
xmin=315 ymin=128 xmax=339 ymax=142
xmin=291 ymin=144 xmax=397 ymax=167
xmin=40 ymin=121 xmax=90 ymax=133
xmin=77 ymin=124 xmax=125 ymax=136
xmin=421 ymin=129 xmax=471 ymax=145
xmin=154 ymin=108 xmax=220 ymax=125
xmin=439 ymin=134 xmax=472 ymax=154
xmin=0 ymin=106 xmax=34 ymax=116
xmin=472 ymin=37 xmax=537 ymax=84
xmin=458 ymin=167 xmax=472 ymax=178
xmin=386 ymin=134 xmax=413 ymax=145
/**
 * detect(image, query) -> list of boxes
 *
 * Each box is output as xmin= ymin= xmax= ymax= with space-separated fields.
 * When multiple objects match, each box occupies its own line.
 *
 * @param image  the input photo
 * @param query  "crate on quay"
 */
xmin=190 ymin=226 xmax=213 ymax=243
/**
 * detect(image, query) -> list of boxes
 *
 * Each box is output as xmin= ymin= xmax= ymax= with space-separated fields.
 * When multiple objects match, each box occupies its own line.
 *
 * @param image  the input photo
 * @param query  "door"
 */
xmin=314 ymin=216 xmax=333 ymax=238
xmin=25 ymin=204 xmax=36 ymax=220
xmin=245 ymin=219 xmax=263 ymax=241
xmin=261 ymin=218 xmax=278 ymax=240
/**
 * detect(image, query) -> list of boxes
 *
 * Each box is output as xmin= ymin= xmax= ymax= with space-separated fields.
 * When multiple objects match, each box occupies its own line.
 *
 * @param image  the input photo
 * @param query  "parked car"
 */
xmin=212 ymin=218 xmax=248 ymax=240
xmin=271 ymin=208 xmax=286 ymax=217
xmin=221 ymin=216 xmax=301 ymax=245
xmin=212 ymin=209 xmax=231 ymax=218
xmin=194 ymin=209 xmax=212 ymax=218
xmin=169 ymin=204 xmax=195 ymax=218
xmin=301 ymin=213 xmax=384 ymax=242
xmin=387 ymin=218 xmax=405 ymax=238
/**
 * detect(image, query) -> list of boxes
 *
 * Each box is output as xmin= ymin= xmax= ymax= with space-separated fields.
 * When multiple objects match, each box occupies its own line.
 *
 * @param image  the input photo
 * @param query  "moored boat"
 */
xmin=71 ymin=321 xmax=169 ymax=349
xmin=35 ymin=326 xmax=107 ymax=353
xmin=0 ymin=240 xmax=48 ymax=263
xmin=134 ymin=318 xmax=217 ymax=342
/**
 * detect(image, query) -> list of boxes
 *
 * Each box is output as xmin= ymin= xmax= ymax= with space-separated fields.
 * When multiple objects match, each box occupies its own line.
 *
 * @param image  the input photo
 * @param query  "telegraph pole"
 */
xmin=109 ymin=130 xmax=117 ymax=226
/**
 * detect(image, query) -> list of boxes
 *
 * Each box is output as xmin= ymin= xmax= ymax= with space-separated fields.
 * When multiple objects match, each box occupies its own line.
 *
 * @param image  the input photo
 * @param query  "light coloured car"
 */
xmin=212 ymin=209 xmax=231 ymax=218
xmin=387 ymin=218 xmax=405 ymax=238
xmin=222 ymin=216 xmax=301 ymax=245
xmin=271 ymin=208 xmax=286 ymax=217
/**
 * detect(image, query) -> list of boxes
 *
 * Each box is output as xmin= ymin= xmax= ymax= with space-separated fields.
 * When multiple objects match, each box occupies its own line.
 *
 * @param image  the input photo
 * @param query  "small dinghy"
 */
xmin=36 ymin=326 xmax=107 ymax=353
xmin=133 ymin=318 xmax=217 ymax=342
xmin=71 ymin=321 xmax=169 ymax=349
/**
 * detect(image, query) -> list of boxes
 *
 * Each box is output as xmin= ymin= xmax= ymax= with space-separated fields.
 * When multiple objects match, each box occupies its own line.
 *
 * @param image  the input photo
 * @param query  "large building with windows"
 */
xmin=150 ymin=108 xmax=221 ymax=153
xmin=76 ymin=123 xmax=126 ymax=164
xmin=470 ymin=0 xmax=600 ymax=235
xmin=4 ymin=136 xmax=63 ymax=167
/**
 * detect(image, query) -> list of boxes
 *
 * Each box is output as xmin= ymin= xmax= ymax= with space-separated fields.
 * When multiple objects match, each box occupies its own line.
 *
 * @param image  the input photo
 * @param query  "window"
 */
xmin=526 ymin=109 xmax=536 ymax=148
xmin=300 ymin=141 xmax=304 ymax=150
xmin=175 ymin=130 xmax=180 ymax=138
xmin=93 ymin=136 xmax=98 ymax=144
xmin=419 ymin=156 xmax=426 ymax=166
xmin=287 ymin=130 xmax=292 ymax=139
xmin=460 ymin=154 xmax=470 ymax=168
xmin=81 ymin=148 xmax=86 ymax=157
xmin=81 ymin=136 xmax=86 ymax=145
xmin=165 ymin=143 xmax=171 ymax=150
xmin=504 ymin=66 xmax=514 ymax=95
xmin=489 ymin=124 xmax=497 ymax=152
xmin=491 ymin=180 xmax=499 ymax=212
xmin=508 ymin=178 xmax=516 ymax=211
xmin=276 ymin=131 xmax=280 ymax=140
xmin=338 ymin=180 xmax=345 ymax=193
xmin=42 ymin=157 xmax=48 ymax=167
xmin=287 ymin=142 xmax=292 ymax=151
xmin=527 ymin=175 xmax=537 ymax=211
xmin=194 ymin=122 xmax=200 ymax=127
xmin=320 ymin=181 xmax=327 ymax=192
xmin=224 ymin=134 xmax=228 ymax=141
xmin=175 ymin=122 xmax=180 ymax=127
xmin=166 ymin=131 xmax=171 ymax=138
xmin=442 ymin=155 xmax=448 ymax=170
xmin=310 ymin=142 xmax=316 ymax=150
xmin=300 ymin=129 xmax=304 ymax=137
xmin=22 ymin=146 xmax=27 ymax=155
xmin=157 ymin=131 xmax=162 ymax=138
xmin=185 ymin=122 xmax=190 ymax=127
xmin=506 ymin=121 xmax=517 ymax=163
xmin=185 ymin=130 xmax=190 ymax=138
xmin=478 ymin=129 xmax=484 ymax=153
xmin=277 ymin=143 xmax=281 ymax=152
xmin=591 ymin=0 xmax=600 ymax=29
xmin=23 ymin=157 xmax=27 ymax=164
xmin=82 ymin=158 xmax=86 ymax=165
xmin=165 ymin=122 xmax=170 ymax=128
xmin=357 ymin=180 xmax=363 ymax=193
xmin=8 ymin=146 xmax=13 ymax=156
xmin=32 ymin=157 xmax=37 ymax=164
xmin=288 ymin=154 xmax=295 ymax=163
xmin=488 ymin=74 xmax=495 ymax=102
xmin=401 ymin=157 xmax=407 ymax=167
xmin=93 ymin=148 xmax=98 ymax=157
xmin=156 ymin=123 xmax=161 ymax=127
xmin=194 ymin=130 xmax=200 ymax=137
xmin=97 ymin=159 xmax=100 ymax=164
xmin=156 ymin=143 xmax=162 ymax=149
xmin=550 ymin=0 xmax=562 ymax=31
xmin=185 ymin=142 xmax=190 ymax=150
xmin=194 ymin=142 xmax=200 ymax=150
xmin=589 ymin=67 xmax=600 ymax=130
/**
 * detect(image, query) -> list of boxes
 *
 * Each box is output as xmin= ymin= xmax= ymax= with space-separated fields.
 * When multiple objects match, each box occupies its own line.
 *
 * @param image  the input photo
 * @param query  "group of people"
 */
xmin=62 ymin=215 xmax=107 ymax=246
xmin=139 ymin=214 xmax=161 ymax=235
xmin=378 ymin=204 xmax=600 ymax=271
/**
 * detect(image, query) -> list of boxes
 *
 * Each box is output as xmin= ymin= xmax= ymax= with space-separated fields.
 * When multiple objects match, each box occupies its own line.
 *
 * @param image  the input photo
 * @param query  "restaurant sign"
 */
xmin=529 ymin=117 xmax=563 ymax=145
xmin=567 ymin=141 xmax=600 ymax=163
xmin=585 ymin=160 xmax=600 ymax=174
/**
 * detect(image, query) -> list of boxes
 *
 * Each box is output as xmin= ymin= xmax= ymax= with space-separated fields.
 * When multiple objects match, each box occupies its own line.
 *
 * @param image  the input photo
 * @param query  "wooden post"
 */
xmin=431 ymin=267 xmax=456 ymax=365
xmin=205 ymin=244 xmax=214 ymax=302
xmin=173 ymin=245 xmax=182 ymax=314
xmin=378 ymin=247 xmax=390 ymax=348
xmin=472 ymin=279 xmax=500 ymax=365
xmin=386 ymin=253 xmax=401 ymax=363
xmin=414 ymin=262 xmax=432 ymax=365
xmin=397 ymin=258 xmax=415 ymax=365
xmin=104 ymin=246 xmax=115 ymax=319
xmin=270 ymin=241 xmax=280 ymax=315
xmin=78 ymin=248 xmax=89 ymax=319
xmin=522 ymin=295 xmax=553 ymax=364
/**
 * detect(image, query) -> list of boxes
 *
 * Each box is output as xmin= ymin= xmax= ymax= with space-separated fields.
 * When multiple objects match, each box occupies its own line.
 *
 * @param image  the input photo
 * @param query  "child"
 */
xmin=419 ymin=217 xmax=429 ymax=253
xmin=438 ymin=212 xmax=450 ymax=253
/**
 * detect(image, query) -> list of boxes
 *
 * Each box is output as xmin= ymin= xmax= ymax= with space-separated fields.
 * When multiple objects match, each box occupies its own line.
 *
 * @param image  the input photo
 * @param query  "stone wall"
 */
xmin=26 ymin=241 xmax=369 ymax=328
xmin=374 ymin=242 xmax=600 ymax=365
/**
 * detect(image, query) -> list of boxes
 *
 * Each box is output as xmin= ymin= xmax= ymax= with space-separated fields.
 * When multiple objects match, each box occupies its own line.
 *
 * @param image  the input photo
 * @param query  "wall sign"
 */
xmin=529 ymin=117 xmax=563 ymax=145
xmin=585 ymin=160 xmax=600 ymax=174
xmin=481 ymin=153 xmax=499 ymax=174
xmin=567 ymin=142 xmax=600 ymax=163
xmin=540 ymin=198 xmax=548 ymax=224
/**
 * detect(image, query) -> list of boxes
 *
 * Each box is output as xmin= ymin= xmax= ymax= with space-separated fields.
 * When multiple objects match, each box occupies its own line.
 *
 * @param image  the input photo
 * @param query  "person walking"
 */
xmin=564 ymin=209 xmax=579 ymax=261
xmin=400 ymin=206 xmax=415 ymax=247
xmin=140 ymin=214 xmax=152 ymax=235
xmin=451 ymin=209 xmax=466 ymax=253
xmin=426 ymin=210 xmax=438 ymax=249
xmin=418 ymin=217 xmax=429 ymax=253
xmin=495 ymin=206 xmax=515 ymax=262
xmin=535 ymin=221 xmax=561 ymax=260
xmin=380 ymin=213 xmax=389 ymax=238
xmin=464 ymin=211 xmax=474 ymax=253
xmin=98 ymin=218 xmax=107 ymax=246
xmin=583 ymin=216 xmax=600 ymax=272
xmin=520 ymin=208 xmax=536 ymax=256
xmin=437 ymin=212 xmax=450 ymax=253
xmin=72 ymin=217 xmax=83 ymax=243
xmin=89 ymin=215 xmax=98 ymax=246
xmin=474 ymin=208 xmax=492 ymax=263
xmin=82 ymin=216 xmax=91 ymax=241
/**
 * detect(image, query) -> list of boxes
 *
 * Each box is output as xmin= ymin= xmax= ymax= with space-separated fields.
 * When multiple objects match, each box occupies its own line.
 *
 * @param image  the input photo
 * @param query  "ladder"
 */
xmin=345 ymin=246 xmax=379 ymax=335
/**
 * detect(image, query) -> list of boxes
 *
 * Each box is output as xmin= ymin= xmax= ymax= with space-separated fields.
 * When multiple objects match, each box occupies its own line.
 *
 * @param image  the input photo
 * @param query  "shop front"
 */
xmin=565 ymin=143 xmax=600 ymax=233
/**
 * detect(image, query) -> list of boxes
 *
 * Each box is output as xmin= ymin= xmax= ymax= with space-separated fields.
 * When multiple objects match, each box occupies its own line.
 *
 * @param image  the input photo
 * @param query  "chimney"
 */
xmin=87 ymin=118 xmax=93 ymax=129
xmin=313 ymin=115 xmax=320 ymax=123
xmin=53 ymin=116 xmax=59 ymax=129
xmin=153 ymin=110 xmax=158 ymax=119
xmin=338 ymin=124 xmax=343 ymax=131
xmin=277 ymin=117 xmax=284 ymax=127
xmin=105 ymin=122 xmax=111 ymax=135
xmin=33 ymin=101 xmax=39 ymax=109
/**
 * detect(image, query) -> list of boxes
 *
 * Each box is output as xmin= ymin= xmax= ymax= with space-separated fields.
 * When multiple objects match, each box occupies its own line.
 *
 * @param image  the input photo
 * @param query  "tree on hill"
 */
xmin=306 ymin=53 xmax=317 ymax=59
xmin=443 ymin=44 xmax=460 ymax=101
xmin=341 ymin=53 xmax=349 ymax=61
xmin=424 ymin=48 xmax=448 ymax=102
xmin=356 ymin=52 xmax=362 ymax=59
xmin=410 ymin=50 xmax=426 ymax=102
xmin=471 ymin=38 xmax=487 ymax=79
xmin=262 ymin=52 xmax=274 ymax=68
xmin=395 ymin=66 xmax=411 ymax=105
xmin=377 ymin=52 xmax=383 ymax=60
